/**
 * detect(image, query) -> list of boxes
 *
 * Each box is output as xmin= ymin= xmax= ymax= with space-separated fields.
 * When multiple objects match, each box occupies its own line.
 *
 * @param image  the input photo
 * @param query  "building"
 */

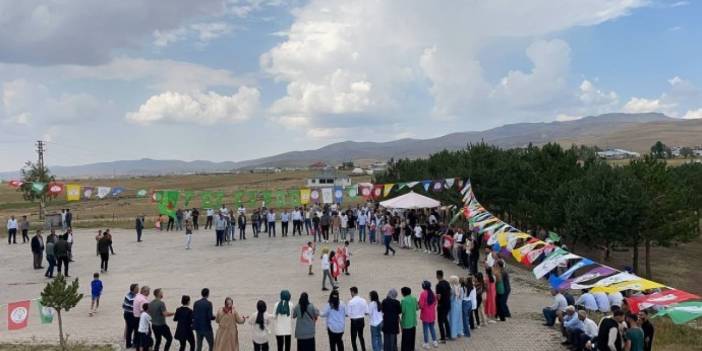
xmin=596 ymin=148 xmax=641 ymax=160
xmin=306 ymin=170 xmax=352 ymax=188
xmin=370 ymin=162 xmax=387 ymax=173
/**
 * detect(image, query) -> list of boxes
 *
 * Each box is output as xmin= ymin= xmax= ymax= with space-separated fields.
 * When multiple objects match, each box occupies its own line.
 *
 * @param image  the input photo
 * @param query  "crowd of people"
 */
xmin=6 ymin=199 xmax=661 ymax=351
xmin=541 ymin=287 xmax=655 ymax=351
xmin=121 ymin=266 xmax=506 ymax=351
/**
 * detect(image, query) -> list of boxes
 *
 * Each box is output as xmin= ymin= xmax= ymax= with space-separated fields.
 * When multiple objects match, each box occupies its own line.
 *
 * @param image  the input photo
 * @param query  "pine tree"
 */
xmin=39 ymin=275 xmax=84 ymax=350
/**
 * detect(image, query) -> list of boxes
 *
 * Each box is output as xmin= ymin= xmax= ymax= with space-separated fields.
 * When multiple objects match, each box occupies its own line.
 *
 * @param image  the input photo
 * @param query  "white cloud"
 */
xmin=153 ymin=22 xmax=233 ymax=47
xmin=556 ymin=114 xmax=581 ymax=122
xmin=1 ymin=79 xmax=106 ymax=126
xmin=261 ymin=0 xmax=646 ymax=131
xmin=622 ymin=76 xmax=701 ymax=117
xmin=682 ymin=108 xmax=702 ymax=120
xmin=191 ymin=22 xmax=233 ymax=42
xmin=622 ymin=97 xmax=672 ymax=113
xmin=153 ymin=27 xmax=189 ymax=47
xmin=126 ymin=86 xmax=261 ymax=125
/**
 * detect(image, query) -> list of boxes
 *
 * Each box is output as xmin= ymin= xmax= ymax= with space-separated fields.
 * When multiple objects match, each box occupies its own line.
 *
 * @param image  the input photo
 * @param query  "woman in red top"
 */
xmin=418 ymin=281 xmax=438 ymax=348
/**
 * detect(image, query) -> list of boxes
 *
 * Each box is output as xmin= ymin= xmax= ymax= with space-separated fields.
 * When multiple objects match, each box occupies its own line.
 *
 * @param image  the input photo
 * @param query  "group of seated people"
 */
xmin=542 ymin=288 xmax=654 ymax=351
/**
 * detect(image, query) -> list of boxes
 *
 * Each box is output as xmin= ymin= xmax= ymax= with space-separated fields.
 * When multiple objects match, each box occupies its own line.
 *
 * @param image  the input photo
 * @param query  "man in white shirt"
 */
xmin=543 ymin=288 xmax=568 ymax=327
xmin=593 ymin=291 xmax=611 ymax=313
xmin=267 ymin=210 xmax=276 ymax=237
xmin=7 ymin=215 xmax=18 ymax=244
xmin=576 ymin=289 xmax=599 ymax=312
xmin=205 ymin=208 xmax=215 ymax=229
xmin=292 ymin=208 xmax=303 ymax=236
xmin=607 ymin=291 xmax=623 ymax=309
xmin=340 ymin=212 xmax=349 ymax=241
xmin=347 ymin=286 xmax=369 ymax=351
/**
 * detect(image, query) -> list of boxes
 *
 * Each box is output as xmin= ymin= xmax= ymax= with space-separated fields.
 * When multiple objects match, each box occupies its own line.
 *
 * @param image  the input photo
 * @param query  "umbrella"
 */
xmin=653 ymin=301 xmax=702 ymax=324
xmin=379 ymin=191 xmax=440 ymax=209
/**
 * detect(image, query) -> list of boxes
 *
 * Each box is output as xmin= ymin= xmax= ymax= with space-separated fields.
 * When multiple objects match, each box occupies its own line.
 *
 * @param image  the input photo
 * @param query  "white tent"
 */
xmin=379 ymin=191 xmax=441 ymax=209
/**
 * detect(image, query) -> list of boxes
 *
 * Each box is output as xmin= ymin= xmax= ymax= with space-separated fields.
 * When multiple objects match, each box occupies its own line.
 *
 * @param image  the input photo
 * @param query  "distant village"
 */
xmin=596 ymin=145 xmax=702 ymax=160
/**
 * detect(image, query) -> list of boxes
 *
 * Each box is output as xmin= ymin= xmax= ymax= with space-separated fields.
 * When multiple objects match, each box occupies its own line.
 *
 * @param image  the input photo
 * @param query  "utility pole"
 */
xmin=36 ymin=140 xmax=46 ymax=219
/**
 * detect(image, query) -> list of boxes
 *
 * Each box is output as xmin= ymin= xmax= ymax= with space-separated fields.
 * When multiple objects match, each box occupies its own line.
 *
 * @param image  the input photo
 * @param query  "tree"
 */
xmin=680 ymin=147 xmax=694 ymax=158
xmin=17 ymin=161 xmax=55 ymax=219
xmin=650 ymin=141 xmax=670 ymax=159
xmin=39 ymin=275 xmax=83 ymax=350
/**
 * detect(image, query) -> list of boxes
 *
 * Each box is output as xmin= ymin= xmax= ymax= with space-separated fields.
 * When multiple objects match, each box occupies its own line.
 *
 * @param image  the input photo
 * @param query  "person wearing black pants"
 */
xmin=328 ymin=330 xmax=344 ymax=351
xmin=151 ymin=289 xmax=174 ymax=351
xmin=435 ymin=270 xmax=451 ymax=342
xmin=275 ymin=335 xmax=291 ymax=351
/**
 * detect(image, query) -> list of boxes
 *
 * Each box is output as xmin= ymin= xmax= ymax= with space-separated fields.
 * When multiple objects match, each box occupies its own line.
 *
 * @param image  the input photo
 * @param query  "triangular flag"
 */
xmin=136 ymin=189 xmax=147 ymax=197
xmin=406 ymin=181 xmax=419 ymax=189
xmin=111 ymin=187 xmax=125 ymax=197
xmin=398 ymin=183 xmax=407 ymax=190
xmin=383 ymin=183 xmax=395 ymax=197
xmin=445 ymin=178 xmax=455 ymax=188
xmin=432 ymin=180 xmax=444 ymax=192
xmin=7 ymin=300 xmax=31 ymax=330
xmin=96 ymin=186 xmax=111 ymax=199
xmin=37 ymin=300 xmax=54 ymax=324
xmin=31 ymin=182 xmax=46 ymax=193
xmin=421 ymin=180 xmax=431 ymax=192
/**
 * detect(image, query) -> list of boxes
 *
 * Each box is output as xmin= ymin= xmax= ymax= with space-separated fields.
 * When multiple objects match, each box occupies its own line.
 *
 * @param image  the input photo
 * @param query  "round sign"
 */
xmin=49 ymin=185 xmax=63 ymax=193
xmin=334 ymin=190 xmax=343 ymax=198
xmin=10 ymin=306 xmax=28 ymax=324
xmin=361 ymin=188 xmax=371 ymax=196
xmin=310 ymin=190 xmax=320 ymax=200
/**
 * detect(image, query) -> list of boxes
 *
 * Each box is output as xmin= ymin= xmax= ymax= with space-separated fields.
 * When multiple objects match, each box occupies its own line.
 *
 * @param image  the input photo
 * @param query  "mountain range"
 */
xmin=2 ymin=112 xmax=700 ymax=179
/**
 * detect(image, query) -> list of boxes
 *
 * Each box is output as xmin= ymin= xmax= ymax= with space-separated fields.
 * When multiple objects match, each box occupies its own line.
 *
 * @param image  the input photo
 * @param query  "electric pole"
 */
xmin=36 ymin=140 xmax=46 ymax=219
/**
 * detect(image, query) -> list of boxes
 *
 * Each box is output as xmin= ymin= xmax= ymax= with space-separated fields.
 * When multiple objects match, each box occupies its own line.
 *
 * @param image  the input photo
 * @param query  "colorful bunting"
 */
xmin=300 ymin=188 xmax=311 ymax=205
xmin=111 ymin=186 xmax=125 ymax=197
xmin=334 ymin=186 xmax=344 ymax=204
xmin=371 ymin=184 xmax=383 ymax=199
xmin=421 ymin=180 xmax=431 ymax=192
xmin=158 ymin=191 xmax=179 ymax=217
xmin=96 ymin=186 xmax=111 ymax=199
xmin=628 ymin=289 xmax=700 ymax=314
xmin=346 ymin=186 xmax=357 ymax=198
xmin=321 ymin=187 xmax=333 ymax=204
xmin=310 ymin=189 xmax=321 ymax=203
xmin=83 ymin=187 xmax=94 ymax=199
xmin=31 ymin=182 xmax=46 ymax=193
xmin=653 ymin=301 xmax=702 ymax=325
xmin=383 ymin=183 xmax=394 ymax=197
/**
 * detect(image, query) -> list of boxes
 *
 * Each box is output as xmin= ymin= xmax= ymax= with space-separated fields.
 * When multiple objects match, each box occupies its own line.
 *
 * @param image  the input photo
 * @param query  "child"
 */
xmin=137 ymin=302 xmax=152 ymax=351
xmin=185 ymin=219 xmax=193 ymax=250
xmin=306 ymin=241 xmax=315 ymax=276
xmin=413 ymin=224 xmax=423 ymax=251
xmin=342 ymin=241 xmax=351 ymax=276
xmin=90 ymin=272 xmax=103 ymax=316
xmin=369 ymin=219 xmax=377 ymax=244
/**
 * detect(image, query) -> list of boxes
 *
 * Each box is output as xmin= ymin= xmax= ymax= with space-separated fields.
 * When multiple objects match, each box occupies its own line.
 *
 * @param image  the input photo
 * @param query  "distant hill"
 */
xmin=2 ymin=112 xmax=697 ymax=179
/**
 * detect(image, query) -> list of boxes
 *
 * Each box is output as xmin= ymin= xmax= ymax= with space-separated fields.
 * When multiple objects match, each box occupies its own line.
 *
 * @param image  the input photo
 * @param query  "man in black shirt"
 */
xmin=435 ymin=270 xmax=452 ymax=343
xmin=639 ymin=310 xmax=654 ymax=351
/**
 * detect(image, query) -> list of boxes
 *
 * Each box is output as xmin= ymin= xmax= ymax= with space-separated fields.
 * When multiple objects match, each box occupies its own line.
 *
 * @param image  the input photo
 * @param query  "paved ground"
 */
xmin=0 ymin=227 xmax=566 ymax=350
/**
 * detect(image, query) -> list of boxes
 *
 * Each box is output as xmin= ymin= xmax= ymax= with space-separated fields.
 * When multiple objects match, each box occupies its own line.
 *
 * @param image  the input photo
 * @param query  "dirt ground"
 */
xmin=0 ymin=226 xmax=567 ymax=351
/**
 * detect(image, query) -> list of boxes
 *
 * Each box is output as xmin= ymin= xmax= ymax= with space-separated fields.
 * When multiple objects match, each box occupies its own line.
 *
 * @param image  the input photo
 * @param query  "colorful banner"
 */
xmin=591 ymin=278 xmax=666 ymax=293
xmin=556 ymin=265 xmax=618 ymax=290
xmin=334 ymin=186 xmax=344 ymax=204
xmin=275 ymin=189 xmax=286 ymax=207
xmin=31 ymin=182 xmax=46 ymax=193
xmin=383 ymin=183 xmax=394 ymax=197
xmin=8 ymin=180 xmax=23 ymax=188
xmin=159 ymin=191 xmax=179 ymax=217
xmin=421 ymin=180 xmax=431 ymax=192
xmin=66 ymin=184 xmax=81 ymax=201
xmin=7 ymin=300 xmax=30 ymax=330
xmin=300 ymin=188 xmax=311 ymax=205
xmin=213 ymin=191 xmax=225 ymax=208
xmin=359 ymin=185 xmax=372 ymax=199
xmin=653 ymin=301 xmax=702 ymax=325
xmin=37 ymin=300 xmax=54 ymax=324
xmin=432 ymin=180 xmax=443 ymax=192
xmin=48 ymin=182 xmax=64 ymax=196
xmin=96 ymin=186 xmax=111 ymax=199
xmin=288 ymin=189 xmax=301 ymax=207
xmin=321 ymin=187 xmax=333 ymax=204
xmin=246 ymin=191 xmax=258 ymax=208
xmin=200 ymin=191 xmax=213 ymax=208
xmin=111 ymin=186 xmax=125 ymax=197
xmin=571 ymin=271 xmax=638 ymax=290
xmin=83 ymin=187 xmax=94 ymax=199
xmin=310 ymin=189 xmax=321 ymax=203
xmin=183 ymin=191 xmax=195 ymax=207
xmin=628 ymin=289 xmax=700 ymax=314
xmin=347 ymin=186 xmax=358 ymax=198
xmin=371 ymin=184 xmax=383 ymax=199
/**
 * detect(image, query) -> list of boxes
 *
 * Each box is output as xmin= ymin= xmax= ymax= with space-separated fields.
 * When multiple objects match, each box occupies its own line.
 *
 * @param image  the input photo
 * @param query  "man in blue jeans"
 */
xmin=543 ymin=288 xmax=568 ymax=326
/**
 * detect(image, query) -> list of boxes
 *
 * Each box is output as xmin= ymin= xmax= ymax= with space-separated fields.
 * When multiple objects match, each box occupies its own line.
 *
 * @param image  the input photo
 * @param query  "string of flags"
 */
xmin=457 ymin=180 xmax=702 ymax=325
xmin=5 ymin=177 xmax=468 ymax=217
xmin=1 ymin=298 xmax=54 ymax=332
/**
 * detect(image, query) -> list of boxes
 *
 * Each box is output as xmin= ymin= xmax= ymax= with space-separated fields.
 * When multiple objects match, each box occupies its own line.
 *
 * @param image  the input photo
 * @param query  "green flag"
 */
xmin=263 ymin=191 xmax=272 ymax=207
xmin=653 ymin=301 xmax=702 ymax=325
xmin=246 ymin=191 xmax=258 ymax=208
xmin=287 ymin=189 xmax=301 ymax=207
xmin=347 ymin=186 xmax=357 ymax=198
xmin=233 ymin=191 xmax=244 ymax=207
xmin=213 ymin=191 xmax=225 ymax=208
xmin=183 ymin=191 xmax=194 ymax=207
xmin=158 ymin=191 xmax=179 ymax=217
xmin=37 ymin=300 xmax=54 ymax=324
xmin=275 ymin=189 xmax=286 ymax=207
xmin=200 ymin=191 xmax=213 ymax=208
xmin=32 ymin=182 xmax=46 ymax=193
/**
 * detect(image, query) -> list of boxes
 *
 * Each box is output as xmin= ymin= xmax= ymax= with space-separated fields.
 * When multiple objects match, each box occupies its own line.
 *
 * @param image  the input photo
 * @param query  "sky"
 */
xmin=1 ymin=0 xmax=701 ymax=172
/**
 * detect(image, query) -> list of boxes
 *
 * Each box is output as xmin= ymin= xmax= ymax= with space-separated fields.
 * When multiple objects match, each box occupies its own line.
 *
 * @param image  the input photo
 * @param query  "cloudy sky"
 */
xmin=1 ymin=0 xmax=701 ymax=172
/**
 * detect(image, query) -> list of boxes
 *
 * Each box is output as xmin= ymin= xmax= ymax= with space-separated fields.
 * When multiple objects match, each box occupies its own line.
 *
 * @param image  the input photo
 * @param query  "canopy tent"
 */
xmin=379 ymin=191 xmax=441 ymax=209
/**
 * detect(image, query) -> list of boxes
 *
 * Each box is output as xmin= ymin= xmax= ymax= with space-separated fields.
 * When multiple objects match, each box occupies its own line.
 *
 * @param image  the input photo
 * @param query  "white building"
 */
xmin=306 ymin=171 xmax=352 ymax=188
xmin=596 ymin=148 xmax=641 ymax=160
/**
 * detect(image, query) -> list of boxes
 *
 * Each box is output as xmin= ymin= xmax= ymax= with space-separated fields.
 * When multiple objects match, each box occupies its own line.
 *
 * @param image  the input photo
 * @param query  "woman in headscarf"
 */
xmin=214 ymin=297 xmax=247 ymax=351
xmin=249 ymin=300 xmax=273 ymax=351
xmin=381 ymin=289 xmax=401 ymax=351
xmin=448 ymin=276 xmax=464 ymax=338
xmin=293 ymin=292 xmax=319 ymax=351
xmin=274 ymin=290 xmax=294 ymax=351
